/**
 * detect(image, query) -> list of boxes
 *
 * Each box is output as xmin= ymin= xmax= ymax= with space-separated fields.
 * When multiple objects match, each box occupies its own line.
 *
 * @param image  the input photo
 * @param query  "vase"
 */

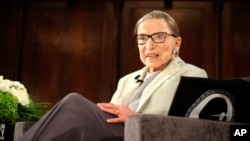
xmin=0 ymin=120 xmax=14 ymax=141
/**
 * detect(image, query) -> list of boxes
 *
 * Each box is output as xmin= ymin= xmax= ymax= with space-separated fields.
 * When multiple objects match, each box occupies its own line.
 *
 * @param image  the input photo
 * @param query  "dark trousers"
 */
xmin=18 ymin=93 xmax=124 ymax=141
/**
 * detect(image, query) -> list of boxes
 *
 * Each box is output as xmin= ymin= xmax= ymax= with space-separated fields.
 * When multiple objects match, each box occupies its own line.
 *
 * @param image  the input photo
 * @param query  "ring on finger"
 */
xmin=115 ymin=110 xmax=119 ymax=115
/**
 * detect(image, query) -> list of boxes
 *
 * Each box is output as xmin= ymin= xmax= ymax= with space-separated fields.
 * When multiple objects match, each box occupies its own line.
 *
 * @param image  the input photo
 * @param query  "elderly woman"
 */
xmin=18 ymin=10 xmax=207 ymax=141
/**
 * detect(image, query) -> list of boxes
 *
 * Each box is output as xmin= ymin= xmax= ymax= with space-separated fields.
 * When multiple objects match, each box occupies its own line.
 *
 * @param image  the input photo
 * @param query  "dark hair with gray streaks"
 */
xmin=134 ymin=10 xmax=180 ymax=37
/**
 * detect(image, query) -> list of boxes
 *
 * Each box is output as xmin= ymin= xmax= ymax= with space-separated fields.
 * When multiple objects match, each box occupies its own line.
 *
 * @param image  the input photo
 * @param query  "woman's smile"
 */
xmin=146 ymin=52 xmax=159 ymax=61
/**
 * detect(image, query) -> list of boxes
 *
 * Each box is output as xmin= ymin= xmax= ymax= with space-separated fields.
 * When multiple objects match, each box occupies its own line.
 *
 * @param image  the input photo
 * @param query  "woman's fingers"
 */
xmin=97 ymin=103 xmax=119 ymax=115
xmin=97 ymin=103 xmax=118 ymax=108
xmin=97 ymin=103 xmax=137 ymax=123
xmin=106 ymin=117 xmax=123 ymax=123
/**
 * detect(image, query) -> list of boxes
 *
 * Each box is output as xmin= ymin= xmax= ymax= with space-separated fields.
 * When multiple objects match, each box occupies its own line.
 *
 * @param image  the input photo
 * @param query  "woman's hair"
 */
xmin=133 ymin=10 xmax=180 ymax=37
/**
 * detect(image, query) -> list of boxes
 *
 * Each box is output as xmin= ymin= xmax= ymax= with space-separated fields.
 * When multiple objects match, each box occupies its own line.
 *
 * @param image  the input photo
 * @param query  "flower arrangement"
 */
xmin=0 ymin=75 xmax=50 ymax=123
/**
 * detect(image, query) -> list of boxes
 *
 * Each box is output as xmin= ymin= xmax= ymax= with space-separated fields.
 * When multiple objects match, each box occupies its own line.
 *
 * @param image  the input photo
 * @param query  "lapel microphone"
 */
xmin=134 ymin=75 xmax=143 ymax=83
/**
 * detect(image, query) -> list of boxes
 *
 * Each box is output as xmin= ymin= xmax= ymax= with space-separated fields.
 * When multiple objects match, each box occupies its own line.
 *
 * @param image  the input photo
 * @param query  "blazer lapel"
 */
xmin=137 ymin=57 xmax=185 ymax=111
xmin=121 ymin=67 xmax=149 ymax=105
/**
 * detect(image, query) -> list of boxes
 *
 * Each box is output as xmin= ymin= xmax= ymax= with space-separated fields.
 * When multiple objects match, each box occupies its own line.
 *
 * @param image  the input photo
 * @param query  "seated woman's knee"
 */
xmin=62 ymin=92 xmax=83 ymax=103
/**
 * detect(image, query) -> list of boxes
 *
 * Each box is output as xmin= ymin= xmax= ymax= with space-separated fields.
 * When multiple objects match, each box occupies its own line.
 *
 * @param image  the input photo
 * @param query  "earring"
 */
xmin=172 ymin=49 xmax=179 ymax=57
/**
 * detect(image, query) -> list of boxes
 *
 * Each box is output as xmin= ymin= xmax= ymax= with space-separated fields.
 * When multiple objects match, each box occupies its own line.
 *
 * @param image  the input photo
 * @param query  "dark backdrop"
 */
xmin=1 ymin=0 xmax=250 ymax=106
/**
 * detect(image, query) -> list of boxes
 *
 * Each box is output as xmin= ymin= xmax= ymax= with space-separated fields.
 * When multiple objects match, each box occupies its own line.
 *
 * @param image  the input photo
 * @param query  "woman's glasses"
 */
xmin=135 ymin=32 xmax=177 ymax=45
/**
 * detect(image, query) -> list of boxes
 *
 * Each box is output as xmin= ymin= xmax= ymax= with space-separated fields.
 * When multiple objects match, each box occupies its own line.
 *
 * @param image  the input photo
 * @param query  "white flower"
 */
xmin=0 ymin=76 xmax=30 ymax=106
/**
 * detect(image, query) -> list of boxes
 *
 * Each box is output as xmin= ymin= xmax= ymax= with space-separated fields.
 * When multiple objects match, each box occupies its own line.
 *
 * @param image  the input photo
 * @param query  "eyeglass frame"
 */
xmin=134 ymin=32 xmax=177 ymax=45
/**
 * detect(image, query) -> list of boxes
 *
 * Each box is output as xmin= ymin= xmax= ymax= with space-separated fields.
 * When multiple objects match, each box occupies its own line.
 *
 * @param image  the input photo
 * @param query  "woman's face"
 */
xmin=136 ymin=18 xmax=181 ymax=73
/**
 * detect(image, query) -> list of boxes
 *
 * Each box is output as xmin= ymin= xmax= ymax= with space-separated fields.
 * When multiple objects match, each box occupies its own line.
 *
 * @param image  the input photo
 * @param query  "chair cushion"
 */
xmin=125 ymin=114 xmax=246 ymax=141
xmin=14 ymin=122 xmax=34 ymax=141
xmin=168 ymin=76 xmax=250 ymax=123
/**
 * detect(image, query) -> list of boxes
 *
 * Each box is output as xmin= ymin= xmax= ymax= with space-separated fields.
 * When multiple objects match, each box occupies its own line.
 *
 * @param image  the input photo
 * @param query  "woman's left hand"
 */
xmin=97 ymin=103 xmax=138 ymax=123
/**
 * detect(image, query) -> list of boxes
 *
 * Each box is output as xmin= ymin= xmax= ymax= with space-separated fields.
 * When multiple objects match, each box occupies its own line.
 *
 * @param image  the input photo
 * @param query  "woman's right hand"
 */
xmin=97 ymin=103 xmax=138 ymax=123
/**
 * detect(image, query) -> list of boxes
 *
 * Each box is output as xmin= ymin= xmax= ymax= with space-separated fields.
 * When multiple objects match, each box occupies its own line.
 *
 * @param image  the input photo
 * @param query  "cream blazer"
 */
xmin=110 ymin=57 xmax=208 ymax=115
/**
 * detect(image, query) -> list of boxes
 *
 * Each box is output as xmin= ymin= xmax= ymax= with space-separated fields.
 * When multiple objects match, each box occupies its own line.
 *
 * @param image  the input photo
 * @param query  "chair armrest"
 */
xmin=125 ymin=114 xmax=243 ymax=141
xmin=14 ymin=122 xmax=34 ymax=141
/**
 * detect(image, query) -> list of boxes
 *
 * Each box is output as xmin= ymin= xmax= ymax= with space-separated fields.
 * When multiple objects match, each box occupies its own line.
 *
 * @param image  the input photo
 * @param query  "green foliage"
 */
xmin=0 ymin=91 xmax=50 ymax=123
xmin=0 ymin=92 xmax=19 ymax=122
xmin=18 ymin=101 xmax=50 ymax=122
